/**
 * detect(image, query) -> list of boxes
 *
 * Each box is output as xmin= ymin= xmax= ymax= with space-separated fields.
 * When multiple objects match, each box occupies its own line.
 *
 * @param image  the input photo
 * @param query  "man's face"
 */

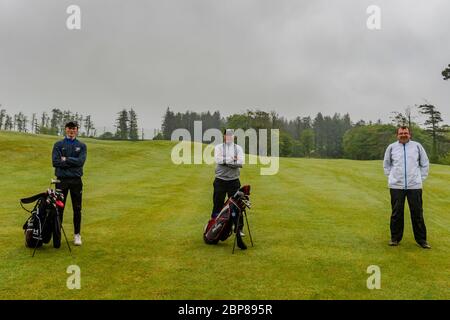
xmin=397 ymin=128 xmax=411 ymax=144
xmin=65 ymin=126 xmax=78 ymax=139
xmin=224 ymin=134 xmax=234 ymax=144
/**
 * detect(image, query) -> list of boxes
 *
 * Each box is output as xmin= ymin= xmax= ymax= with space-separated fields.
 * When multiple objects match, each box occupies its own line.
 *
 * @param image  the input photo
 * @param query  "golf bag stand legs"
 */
xmin=57 ymin=209 xmax=72 ymax=254
xmin=232 ymin=231 xmax=238 ymax=254
xmin=232 ymin=209 xmax=253 ymax=254
xmin=243 ymin=209 xmax=253 ymax=247
xmin=232 ymin=212 xmax=241 ymax=254
xmin=60 ymin=221 xmax=72 ymax=254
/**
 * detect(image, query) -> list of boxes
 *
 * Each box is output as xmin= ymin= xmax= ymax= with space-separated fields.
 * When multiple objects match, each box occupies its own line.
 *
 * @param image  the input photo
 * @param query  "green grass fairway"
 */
xmin=1 ymin=131 xmax=449 ymax=300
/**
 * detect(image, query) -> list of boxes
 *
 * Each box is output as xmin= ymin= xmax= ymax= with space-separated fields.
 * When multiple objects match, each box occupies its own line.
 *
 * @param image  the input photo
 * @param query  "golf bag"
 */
xmin=203 ymin=185 xmax=252 ymax=251
xmin=21 ymin=189 xmax=65 ymax=249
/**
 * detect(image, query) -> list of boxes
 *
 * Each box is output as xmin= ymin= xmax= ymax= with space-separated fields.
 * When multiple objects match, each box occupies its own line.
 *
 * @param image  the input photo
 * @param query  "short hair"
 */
xmin=65 ymin=121 xmax=79 ymax=129
xmin=396 ymin=126 xmax=410 ymax=135
xmin=223 ymin=128 xmax=234 ymax=136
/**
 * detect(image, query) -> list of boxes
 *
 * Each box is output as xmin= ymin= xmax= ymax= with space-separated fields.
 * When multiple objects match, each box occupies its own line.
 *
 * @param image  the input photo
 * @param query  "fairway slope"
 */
xmin=1 ymin=131 xmax=449 ymax=299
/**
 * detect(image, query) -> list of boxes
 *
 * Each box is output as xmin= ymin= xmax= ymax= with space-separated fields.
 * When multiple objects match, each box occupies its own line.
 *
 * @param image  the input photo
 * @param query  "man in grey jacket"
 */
xmin=211 ymin=129 xmax=246 ymax=249
xmin=212 ymin=129 xmax=244 ymax=217
xmin=383 ymin=126 xmax=431 ymax=248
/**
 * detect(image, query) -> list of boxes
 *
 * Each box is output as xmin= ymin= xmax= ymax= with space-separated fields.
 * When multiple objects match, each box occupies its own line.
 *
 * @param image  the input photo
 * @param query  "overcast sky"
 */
xmin=1 ymin=0 xmax=449 ymax=135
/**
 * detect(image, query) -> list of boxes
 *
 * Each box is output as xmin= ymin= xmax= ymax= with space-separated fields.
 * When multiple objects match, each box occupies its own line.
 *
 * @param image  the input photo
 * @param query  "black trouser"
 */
xmin=390 ymin=189 xmax=427 ymax=244
xmin=212 ymin=178 xmax=241 ymax=217
xmin=212 ymin=178 xmax=244 ymax=235
xmin=56 ymin=177 xmax=83 ymax=235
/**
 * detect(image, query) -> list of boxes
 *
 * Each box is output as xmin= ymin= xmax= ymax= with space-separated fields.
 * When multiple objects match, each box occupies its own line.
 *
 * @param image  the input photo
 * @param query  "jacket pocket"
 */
xmin=408 ymin=168 xmax=421 ymax=187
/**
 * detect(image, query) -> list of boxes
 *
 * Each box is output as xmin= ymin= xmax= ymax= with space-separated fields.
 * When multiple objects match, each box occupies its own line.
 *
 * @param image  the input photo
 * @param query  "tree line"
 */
xmin=0 ymin=107 xmax=95 ymax=137
xmin=157 ymin=105 xmax=450 ymax=164
xmin=1 ymin=65 xmax=448 ymax=156
xmin=0 ymin=107 xmax=143 ymax=141
xmin=156 ymin=65 xmax=450 ymax=164
xmin=157 ymin=108 xmax=222 ymax=141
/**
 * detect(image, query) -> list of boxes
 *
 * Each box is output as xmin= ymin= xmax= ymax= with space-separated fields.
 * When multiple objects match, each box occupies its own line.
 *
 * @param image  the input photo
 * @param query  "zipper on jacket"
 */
xmin=403 ymin=143 xmax=407 ymax=190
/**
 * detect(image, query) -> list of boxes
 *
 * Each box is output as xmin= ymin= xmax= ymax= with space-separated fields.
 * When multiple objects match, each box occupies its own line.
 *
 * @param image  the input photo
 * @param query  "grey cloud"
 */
xmin=0 ymin=0 xmax=449 ymax=133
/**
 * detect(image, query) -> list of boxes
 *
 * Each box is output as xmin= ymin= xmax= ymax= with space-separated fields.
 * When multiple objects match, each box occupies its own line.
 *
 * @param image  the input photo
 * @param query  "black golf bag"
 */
xmin=21 ymin=190 xmax=65 ymax=249
xmin=204 ymin=185 xmax=252 ymax=251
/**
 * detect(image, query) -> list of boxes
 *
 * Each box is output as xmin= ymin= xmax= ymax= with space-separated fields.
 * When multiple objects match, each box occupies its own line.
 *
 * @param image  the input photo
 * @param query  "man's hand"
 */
xmin=61 ymin=157 xmax=67 ymax=162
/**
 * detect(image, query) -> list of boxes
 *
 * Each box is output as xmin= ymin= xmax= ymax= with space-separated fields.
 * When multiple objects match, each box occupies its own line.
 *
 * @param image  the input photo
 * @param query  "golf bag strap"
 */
xmin=21 ymin=193 xmax=46 ymax=204
xmin=20 ymin=197 xmax=44 ymax=215
xmin=229 ymin=198 xmax=241 ymax=214
xmin=20 ymin=201 xmax=35 ymax=214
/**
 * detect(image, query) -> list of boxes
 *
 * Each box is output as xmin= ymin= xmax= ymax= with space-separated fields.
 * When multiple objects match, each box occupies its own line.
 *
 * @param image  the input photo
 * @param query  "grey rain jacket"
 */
xmin=383 ymin=140 xmax=429 ymax=190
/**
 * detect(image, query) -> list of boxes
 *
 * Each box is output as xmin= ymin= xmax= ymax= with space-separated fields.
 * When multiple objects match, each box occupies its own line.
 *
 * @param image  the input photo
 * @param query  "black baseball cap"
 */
xmin=65 ymin=121 xmax=79 ymax=128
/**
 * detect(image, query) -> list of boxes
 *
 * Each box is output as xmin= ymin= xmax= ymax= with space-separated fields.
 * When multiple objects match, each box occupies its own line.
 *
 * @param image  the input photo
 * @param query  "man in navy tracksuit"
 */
xmin=383 ymin=126 xmax=430 ymax=249
xmin=52 ymin=121 xmax=87 ymax=246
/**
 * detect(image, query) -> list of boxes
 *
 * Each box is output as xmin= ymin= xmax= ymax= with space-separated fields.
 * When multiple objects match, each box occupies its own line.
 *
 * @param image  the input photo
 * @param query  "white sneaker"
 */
xmin=74 ymin=234 xmax=82 ymax=246
xmin=239 ymin=231 xmax=246 ymax=237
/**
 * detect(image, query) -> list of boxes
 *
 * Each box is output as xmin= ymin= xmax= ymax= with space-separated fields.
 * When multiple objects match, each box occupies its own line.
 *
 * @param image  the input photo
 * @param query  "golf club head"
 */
xmin=55 ymin=190 xmax=64 ymax=201
xmin=233 ymin=190 xmax=244 ymax=199
xmin=242 ymin=198 xmax=251 ymax=209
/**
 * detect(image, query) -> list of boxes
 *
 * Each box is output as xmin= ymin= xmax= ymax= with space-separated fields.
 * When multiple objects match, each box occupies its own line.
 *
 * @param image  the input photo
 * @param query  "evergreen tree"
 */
xmin=20 ymin=113 xmax=28 ymax=132
xmin=5 ymin=115 xmax=12 ymax=130
xmin=279 ymin=131 xmax=294 ymax=156
xmin=212 ymin=111 xmax=223 ymax=131
xmin=115 ymin=109 xmax=129 ymax=140
xmin=62 ymin=110 xmax=73 ymax=131
xmin=31 ymin=113 xmax=36 ymax=133
xmin=40 ymin=112 xmax=48 ymax=128
xmin=161 ymin=107 xmax=175 ymax=140
xmin=50 ymin=108 xmax=63 ymax=135
xmin=442 ymin=64 xmax=450 ymax=80
xmin=418 ymin=104 xmax=444 ymax=161
xmin=13 ymin=114 xmax=18 ymax=131
xmin=32 ymin=113 xmax=40 ymax=134
xmin=299 ymin=128 xmax=315 ymax=157
xmin=128 ymin=108 xmax=139 ymax=140
xmin=84 ymin=115 xmax=95 ymax=137
xmin=0 ymin=108 xmax=6 ymax=130
xmin=313 ymin=113 xmax=325 ymax=157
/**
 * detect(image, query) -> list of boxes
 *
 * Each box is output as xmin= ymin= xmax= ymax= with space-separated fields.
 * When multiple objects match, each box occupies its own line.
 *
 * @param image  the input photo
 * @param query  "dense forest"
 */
xmin=157 ymin=105 xmax=450 ymax=165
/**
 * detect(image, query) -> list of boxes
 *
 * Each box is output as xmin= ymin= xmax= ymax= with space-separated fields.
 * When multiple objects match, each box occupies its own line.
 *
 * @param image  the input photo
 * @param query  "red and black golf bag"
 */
xmin=203 ymin=185 xmax=253 ymax=252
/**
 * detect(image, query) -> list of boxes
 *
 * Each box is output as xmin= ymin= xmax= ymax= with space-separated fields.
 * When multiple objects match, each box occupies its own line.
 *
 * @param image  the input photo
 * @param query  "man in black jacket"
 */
xmin=52 ymin=121 xmax=87 ymax=246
